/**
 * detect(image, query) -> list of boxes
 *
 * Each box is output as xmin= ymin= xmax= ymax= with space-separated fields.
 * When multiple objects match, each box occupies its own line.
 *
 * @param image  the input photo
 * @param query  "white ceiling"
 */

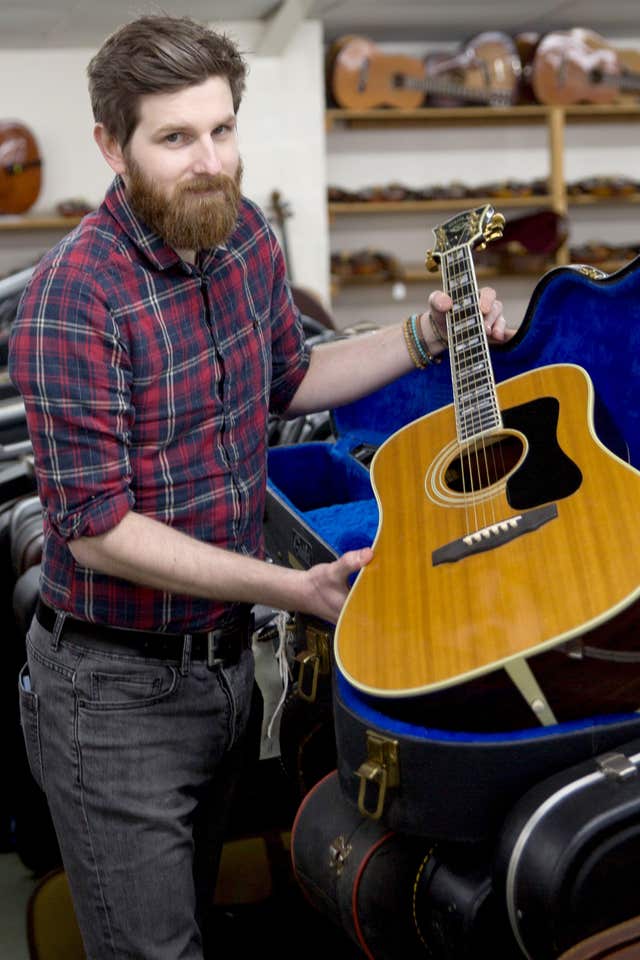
xmin=0 ymin=0 xmax=639 ymax=49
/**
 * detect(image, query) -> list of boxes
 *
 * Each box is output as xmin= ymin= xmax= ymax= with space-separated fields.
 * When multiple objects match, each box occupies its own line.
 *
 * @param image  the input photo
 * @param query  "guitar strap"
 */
xmin=504 ymin=658 xmax=558 ymax=726
xmin=562 ymin=639 xmax=640 ymax=664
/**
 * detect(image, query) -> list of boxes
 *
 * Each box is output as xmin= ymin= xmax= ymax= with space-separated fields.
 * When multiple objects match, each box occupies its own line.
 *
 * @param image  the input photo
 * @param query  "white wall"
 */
xmin=0 ymin=20 xmax=331 ymax=306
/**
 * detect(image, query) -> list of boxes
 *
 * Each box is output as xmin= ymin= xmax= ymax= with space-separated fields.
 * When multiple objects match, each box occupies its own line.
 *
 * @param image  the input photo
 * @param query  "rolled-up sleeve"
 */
xmin=267 ymin=236 xmax=310 ymax=415
xmin=9 ymin=265 xmax=135 ymax=541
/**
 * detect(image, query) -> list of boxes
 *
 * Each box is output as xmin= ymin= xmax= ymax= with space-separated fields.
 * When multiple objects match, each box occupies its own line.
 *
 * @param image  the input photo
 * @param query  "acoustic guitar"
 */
xmin=334 ymin=205 xmax=640 ymax=708
xmin=531 ymin=28 xmax=640 ymax=105
xmin=0 ymin=121 xmax=42 ymax=215
xmin=327 ymin=32 xmax=522 ymax=110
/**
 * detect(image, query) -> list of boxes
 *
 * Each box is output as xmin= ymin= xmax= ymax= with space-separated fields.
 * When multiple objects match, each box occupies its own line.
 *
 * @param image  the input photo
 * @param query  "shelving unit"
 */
xmin=0 ymin=215 xmax=84 ymax=232
xmin=326 ymin=103 xmax=640 ymax=294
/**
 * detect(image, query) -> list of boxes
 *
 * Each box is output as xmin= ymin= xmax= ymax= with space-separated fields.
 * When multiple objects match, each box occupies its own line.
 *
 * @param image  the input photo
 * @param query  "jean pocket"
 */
xmin=75 ymin=662 xmax=178 ymax=711
xmin=18 ymin=663 xmax=45 ymax=791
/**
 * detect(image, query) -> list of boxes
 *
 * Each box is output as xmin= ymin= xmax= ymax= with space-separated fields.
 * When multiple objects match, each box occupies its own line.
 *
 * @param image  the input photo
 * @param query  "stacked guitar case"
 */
xmin=266 ymin=248 xmax=640 ymax=959
xmin=0 ymin=267 xmax=63 ymax=874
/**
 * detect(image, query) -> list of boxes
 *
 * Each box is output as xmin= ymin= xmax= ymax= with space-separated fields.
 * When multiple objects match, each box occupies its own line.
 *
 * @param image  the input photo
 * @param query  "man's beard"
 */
xmin=125 ymin=157 xmax=243 ymax=251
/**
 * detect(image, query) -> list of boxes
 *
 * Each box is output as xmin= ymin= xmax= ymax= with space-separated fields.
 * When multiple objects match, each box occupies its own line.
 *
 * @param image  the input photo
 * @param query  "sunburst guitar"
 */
xmin=334 ymin=205 xmax=640 ymax=705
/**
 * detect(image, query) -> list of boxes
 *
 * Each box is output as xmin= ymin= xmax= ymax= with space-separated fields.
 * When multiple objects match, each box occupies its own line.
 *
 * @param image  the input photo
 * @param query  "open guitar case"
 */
xmin=265 ymin=255 xmax=640 ymax=957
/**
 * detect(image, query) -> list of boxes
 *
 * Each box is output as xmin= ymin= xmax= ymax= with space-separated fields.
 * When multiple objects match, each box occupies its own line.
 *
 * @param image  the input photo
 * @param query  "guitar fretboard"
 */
xmin=441 ymin=246 xmax=502 ymax=442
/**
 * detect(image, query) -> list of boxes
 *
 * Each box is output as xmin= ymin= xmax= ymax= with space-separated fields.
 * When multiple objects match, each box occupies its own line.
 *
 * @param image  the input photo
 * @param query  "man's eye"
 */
xmin=165 ymin=132 xmax=183 ymax=144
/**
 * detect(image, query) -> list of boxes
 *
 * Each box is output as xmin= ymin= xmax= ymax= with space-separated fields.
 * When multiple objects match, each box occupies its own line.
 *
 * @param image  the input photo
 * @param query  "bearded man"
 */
xmin=8 ymin=14 xmax=510 ymax=959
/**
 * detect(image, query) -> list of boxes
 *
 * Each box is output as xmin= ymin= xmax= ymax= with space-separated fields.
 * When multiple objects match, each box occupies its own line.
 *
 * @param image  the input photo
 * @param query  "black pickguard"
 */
xmin=502 ymin=396 xmax=582 ymax=510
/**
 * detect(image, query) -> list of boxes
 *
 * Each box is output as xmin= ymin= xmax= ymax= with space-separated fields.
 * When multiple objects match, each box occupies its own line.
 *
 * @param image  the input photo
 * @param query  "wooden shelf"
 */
xmin=329 ymin=195 xmax=553 ymax=216
xmin=330 ymin=256 xmax=634 ymax=292
xmin=0 ymin=215 xmax=84 ymax=232
xmin=325 ymin=103 xmax=640 ymax=130
xmin=326 ymin=101 xmax=640 ymax=299
xmin=328 ymin=192 xmax=640 ymax=216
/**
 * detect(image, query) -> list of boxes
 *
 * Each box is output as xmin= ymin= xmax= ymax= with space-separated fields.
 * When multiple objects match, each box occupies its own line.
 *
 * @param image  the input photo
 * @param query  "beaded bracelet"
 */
xmin=402 ymin=316 xmax=426 ymax=369
xmin=403 ymin=314 xmax=441 ymax=369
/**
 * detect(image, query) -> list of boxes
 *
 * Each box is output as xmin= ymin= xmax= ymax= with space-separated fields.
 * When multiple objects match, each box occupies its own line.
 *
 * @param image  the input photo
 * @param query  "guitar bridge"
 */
xmin=432 ymin=503 xmax=558 ymax=565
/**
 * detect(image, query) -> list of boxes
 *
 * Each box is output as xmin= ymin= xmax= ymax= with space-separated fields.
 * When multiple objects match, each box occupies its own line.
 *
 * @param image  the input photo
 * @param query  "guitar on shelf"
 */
xmin=531 ymin=27 xmax=640 ymax=105
xmin=0 ymin=121 xmax=42 ymax=215
xmin=334 ymin=204 xmax=640 ymax=704
xmin=327 ymin=32 xmax=522 ymax=110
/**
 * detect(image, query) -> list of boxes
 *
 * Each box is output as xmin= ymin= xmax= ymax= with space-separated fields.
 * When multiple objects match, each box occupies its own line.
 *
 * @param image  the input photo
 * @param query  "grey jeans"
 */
xmin=19 ymin=613 xmax=256 ymax=959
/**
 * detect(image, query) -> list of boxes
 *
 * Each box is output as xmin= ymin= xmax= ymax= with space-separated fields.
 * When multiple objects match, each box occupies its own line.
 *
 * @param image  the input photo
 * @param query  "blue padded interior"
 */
xmin=336 ymin=670 xmax=639 ymax=743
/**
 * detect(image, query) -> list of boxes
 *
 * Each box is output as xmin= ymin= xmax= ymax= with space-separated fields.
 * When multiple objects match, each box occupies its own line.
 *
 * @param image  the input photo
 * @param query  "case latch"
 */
xmin=295 ymin=621 xmax=332 ymax=703
xmin=597 ymin=751 xmax=638 ymax=782
xmin=356 ymin=731 xmax=400 ymax=820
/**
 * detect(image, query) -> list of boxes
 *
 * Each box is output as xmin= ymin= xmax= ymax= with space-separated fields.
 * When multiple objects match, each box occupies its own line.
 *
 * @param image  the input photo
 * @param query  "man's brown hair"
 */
xmin=87 ymin=15 xmax=248 ymax=148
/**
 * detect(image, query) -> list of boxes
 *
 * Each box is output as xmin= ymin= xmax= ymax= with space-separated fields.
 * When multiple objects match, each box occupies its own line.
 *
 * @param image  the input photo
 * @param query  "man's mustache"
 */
xmin=179 ymin=174 xmax=236 ymax=194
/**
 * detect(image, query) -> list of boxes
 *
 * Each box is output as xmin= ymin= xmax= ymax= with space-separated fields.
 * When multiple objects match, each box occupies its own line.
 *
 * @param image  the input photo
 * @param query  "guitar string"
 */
xmin=442 ymin=252 xmax=477 ymax=536
xmin=443 ymin=241 xmax=502 ymax=535
xmin=459 ymin=243 xmax=502 ymax=530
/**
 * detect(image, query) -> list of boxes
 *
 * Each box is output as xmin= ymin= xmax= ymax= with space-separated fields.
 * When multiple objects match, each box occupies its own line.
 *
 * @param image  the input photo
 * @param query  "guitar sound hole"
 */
xmin=445 ymin=434 xmax=524 ymax=492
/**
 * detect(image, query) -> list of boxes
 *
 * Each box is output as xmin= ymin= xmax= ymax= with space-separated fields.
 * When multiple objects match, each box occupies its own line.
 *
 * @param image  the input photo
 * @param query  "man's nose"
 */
xmin=192 ymin=138 xmax=222 ymax=175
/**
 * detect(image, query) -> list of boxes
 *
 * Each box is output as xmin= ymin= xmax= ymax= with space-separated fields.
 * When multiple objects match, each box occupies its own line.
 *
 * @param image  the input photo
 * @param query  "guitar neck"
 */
xmin=403 ymin=75 xmax=513 ymax=105
xmin=618 ymin=70 xmax=640 ymax=92
xmin=441 ymin=245 xmax=502 ymax=442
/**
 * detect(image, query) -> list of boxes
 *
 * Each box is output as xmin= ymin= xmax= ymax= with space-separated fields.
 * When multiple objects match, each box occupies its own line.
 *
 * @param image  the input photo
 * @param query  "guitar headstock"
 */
xmin=425 ymin=205 xmax=505 ymax=272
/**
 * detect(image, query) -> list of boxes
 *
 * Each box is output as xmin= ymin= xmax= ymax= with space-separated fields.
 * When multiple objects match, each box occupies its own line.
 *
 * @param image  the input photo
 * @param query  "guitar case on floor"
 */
xmin=494 ymin=737 xmax=640 ymax=960
xmin=265 ymin=250 xmax=640 ymax=841
xmin=291 ymin=769 xmax=521 ymax=959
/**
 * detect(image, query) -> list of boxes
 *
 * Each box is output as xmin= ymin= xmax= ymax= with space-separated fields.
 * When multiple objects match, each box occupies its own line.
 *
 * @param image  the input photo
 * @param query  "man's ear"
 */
xmin=93 ymin=123 xmax=127 ymax=175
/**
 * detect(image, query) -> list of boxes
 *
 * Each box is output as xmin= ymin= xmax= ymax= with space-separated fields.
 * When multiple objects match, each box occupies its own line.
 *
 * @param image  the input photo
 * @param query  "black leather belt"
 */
xmin=35 ymin=598 xmax=254 ymax=669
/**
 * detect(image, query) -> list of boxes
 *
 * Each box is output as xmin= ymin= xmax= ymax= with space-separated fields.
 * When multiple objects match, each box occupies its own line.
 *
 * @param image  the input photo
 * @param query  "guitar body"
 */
xmin=328 ymin=35 xmax=425 ymax=109
xmin=334 ymin=363 xmax=640 ymax=698
xmin=531 ymin=28 xmax=623 ymax=105
xmin=423 ymin=31 xmax=521 ymax=106
xmin=0 ymin=121 xmax=42 ymax=214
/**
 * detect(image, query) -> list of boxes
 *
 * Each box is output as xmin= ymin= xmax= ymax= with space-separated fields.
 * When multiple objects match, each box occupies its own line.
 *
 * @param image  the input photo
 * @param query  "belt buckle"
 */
xmin=207 ymin=628 xmax=225 ymax=670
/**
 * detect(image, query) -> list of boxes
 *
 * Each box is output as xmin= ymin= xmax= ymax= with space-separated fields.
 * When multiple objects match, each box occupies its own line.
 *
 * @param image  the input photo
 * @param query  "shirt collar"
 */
xmin=103 ymin=176 xmax=237 ymax=273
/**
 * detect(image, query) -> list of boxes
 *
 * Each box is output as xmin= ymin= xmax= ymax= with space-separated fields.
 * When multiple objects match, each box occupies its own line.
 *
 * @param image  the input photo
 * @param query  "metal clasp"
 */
xmin=295 ymin=621 xmax=332 ymax=703
xmin=328 ymin=835 xmax=352 ymax=876
xmin=356 ymin=731 xmax=400 ymax=820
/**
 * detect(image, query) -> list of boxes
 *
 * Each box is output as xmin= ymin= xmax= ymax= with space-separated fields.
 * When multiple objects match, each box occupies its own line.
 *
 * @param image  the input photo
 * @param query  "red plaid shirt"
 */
xmin=9 ymin=177 xmax=309 ymax=631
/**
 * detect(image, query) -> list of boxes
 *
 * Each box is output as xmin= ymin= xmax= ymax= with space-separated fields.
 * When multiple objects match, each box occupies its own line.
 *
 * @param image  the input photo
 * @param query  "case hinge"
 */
xmin=295 ymin=621 xmax=332 ymax=703
xmin=356 ymin=731 xmax=400 ymax=820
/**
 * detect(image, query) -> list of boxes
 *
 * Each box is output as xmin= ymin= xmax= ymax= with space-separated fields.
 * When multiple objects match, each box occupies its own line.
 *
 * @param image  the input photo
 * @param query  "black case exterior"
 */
xmin=291 ymin=769 xmax=520 ymax=960
xmin=291 ymin=770 xmax=431 ymax=959
xmin=334 ymin=671 xmax=640 ymax=842
xmin=495 ymin=738 xmax=640 ymax=960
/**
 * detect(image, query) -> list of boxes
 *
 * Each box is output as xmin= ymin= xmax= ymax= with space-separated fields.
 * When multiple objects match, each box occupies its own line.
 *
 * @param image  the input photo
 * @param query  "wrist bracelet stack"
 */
xmin=402 ymin=313 xmax=442 ymax=370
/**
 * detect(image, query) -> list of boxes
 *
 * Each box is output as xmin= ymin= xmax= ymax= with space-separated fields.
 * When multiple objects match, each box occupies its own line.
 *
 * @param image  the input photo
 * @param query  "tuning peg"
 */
xmin=485 ymin=212 xmax=505 ymax=242
xmin=425 ymin=249 xmax=439 ymax=273
xmin=476 ymin=241 xmax=487 ymax=251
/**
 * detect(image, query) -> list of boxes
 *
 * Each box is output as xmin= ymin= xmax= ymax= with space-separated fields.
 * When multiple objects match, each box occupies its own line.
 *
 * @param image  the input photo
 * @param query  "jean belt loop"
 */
xmin=51 ymin=611 xmax=67 ymax=651
xmin=180 ymin=635 xmax=192 ymax=677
